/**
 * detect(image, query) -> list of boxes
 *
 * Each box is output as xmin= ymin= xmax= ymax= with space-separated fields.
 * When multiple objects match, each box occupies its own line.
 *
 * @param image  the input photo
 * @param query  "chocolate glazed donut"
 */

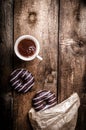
xmin=10 ymin=68 xmax=35 ymax=93
xmin=32 ymin=90 xmax=57 ymax=111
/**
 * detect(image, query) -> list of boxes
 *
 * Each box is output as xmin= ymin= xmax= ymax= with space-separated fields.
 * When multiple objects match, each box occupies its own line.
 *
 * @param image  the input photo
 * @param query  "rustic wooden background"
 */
xmin=0 ymin=0 xmax=86 ymax=130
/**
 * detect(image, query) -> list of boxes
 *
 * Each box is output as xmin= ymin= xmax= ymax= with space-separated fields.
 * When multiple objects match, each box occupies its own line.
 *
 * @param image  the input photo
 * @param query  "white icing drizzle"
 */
xmin=10 ymin=69 xmax=17 ymax=76
xmin=10 ymin=69 xmax=23 ymax=82
xmin=14 ymin=82 xmax=22 ymax=89
xmin=23 ymin=77 xmax=34 ymax=88
xmin=33 ymin=100 xmax=43 ymax=105
xmin=33 ymin=91 xmax=50 ymax=101
xmin=17 ymin=77 xmax=33 ymax=92
xmin=22 ymin=70 xmax=28 ymax=78
xmin=35 ymin=104 xmax=44 ymax=109
xmin=37 ymin=90 xmax=46 ymax=94
xmin=25 ymin=73 xmax=31 ymax=80
xmin=48 ymin=101 xmax=57 ymax=107
xmin=24 ymin=82 xmax=34 ymax=93
xmin=48 ymin=97 xmax=56 ymax=103
xmin=45 ymin=93 xmax=55 ymax=100
xmin=12 ymin=80 xmax=19 ymax=86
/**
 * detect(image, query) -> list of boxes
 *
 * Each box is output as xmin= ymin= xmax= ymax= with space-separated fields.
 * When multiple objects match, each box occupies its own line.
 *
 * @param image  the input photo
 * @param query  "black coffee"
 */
xmin=18 ymin=39 xmax=36 ymax=57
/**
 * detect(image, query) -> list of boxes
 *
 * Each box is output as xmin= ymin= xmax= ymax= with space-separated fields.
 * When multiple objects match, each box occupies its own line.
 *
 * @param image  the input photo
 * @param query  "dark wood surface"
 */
xmin=0 ymin=0 xmax=13 ymax=130
xmin=0 ymin=0 xmax=86 ymax=130
xmin=58 ymin=0 xmax=86 ymax=130
xmin=13 ymin=0 xmax=58 ymax=130
xmin=58 ymin=0 xmax=86 ymax=102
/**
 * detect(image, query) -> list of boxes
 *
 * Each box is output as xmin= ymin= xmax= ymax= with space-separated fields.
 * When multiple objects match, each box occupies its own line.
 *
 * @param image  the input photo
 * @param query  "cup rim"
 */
xmin=14 ymin=35 xmax=40 ymax=61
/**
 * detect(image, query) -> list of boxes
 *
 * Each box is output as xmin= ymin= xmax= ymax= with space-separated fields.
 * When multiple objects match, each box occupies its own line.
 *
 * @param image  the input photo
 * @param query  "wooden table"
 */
xmin=0 ymin=0 xmax=86 ymax=130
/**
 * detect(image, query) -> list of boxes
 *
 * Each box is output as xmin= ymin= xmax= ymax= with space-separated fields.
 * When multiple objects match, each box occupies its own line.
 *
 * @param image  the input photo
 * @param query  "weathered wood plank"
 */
xmin=14 ymin=0 xmax=58 ymax=130
xmin=0 ymin=0 xmax=13 ymax=130
xmin=59 ymin=0 xmax=86 ymax=129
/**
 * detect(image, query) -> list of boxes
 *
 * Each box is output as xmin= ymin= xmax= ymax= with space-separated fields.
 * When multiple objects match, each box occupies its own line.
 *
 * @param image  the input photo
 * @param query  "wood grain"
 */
xmin=0 ymin=0 xmax=86 ymax=130
xmin=58 ymin=0 xmax=86 ymax=129
xmin=13 ymin=0 xmax=58 ymax=130
xmin=0 ymin=0 xmax=13 ymax=130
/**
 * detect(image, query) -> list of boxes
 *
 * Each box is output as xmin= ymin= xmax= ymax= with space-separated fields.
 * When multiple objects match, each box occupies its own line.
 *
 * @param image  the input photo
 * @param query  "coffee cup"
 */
xmin=14 ymin=35 xmax=43 ymax=61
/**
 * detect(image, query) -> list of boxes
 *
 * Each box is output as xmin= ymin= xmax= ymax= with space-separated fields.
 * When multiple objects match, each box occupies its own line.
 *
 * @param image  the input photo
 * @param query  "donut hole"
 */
xmin=43 ymin=100 xmax=47 ymax=106
xmin=19 ymin=77 xmax=26 ymax=85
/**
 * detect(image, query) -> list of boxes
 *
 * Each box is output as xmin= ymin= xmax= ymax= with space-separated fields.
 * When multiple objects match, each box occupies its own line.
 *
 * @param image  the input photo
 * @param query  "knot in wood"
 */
xmin=70 ymin=40 xmax=86 ymax=56
xmin=61 ymin=39 xmax=86 ymax=56
xmin=47 ymin=74 xmax=54 ymax=83
xmin=28 ymin=12 xmax=37 ymax=24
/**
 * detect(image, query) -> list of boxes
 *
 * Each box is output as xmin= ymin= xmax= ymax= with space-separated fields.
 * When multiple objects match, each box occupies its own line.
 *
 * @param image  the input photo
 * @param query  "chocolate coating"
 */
xmin=10 ymin=68 xmax=34 ymax=93
xmin=32 ymin=90 xmax=57 ymax=111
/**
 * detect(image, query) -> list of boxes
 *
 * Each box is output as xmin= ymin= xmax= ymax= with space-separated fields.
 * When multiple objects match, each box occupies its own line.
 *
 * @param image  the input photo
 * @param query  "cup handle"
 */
xmin=37 ymin=55 xmax=43 ymax=60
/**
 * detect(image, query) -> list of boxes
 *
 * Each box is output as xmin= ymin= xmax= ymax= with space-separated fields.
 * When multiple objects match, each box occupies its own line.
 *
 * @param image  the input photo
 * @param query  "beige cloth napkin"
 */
xmin=29 ymin=93 xmax=80 ymax=130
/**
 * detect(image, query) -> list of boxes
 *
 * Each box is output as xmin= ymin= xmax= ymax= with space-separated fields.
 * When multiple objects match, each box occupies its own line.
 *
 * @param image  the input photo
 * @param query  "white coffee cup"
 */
xmin=14 ymin=35 xmax=43 ymax=61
